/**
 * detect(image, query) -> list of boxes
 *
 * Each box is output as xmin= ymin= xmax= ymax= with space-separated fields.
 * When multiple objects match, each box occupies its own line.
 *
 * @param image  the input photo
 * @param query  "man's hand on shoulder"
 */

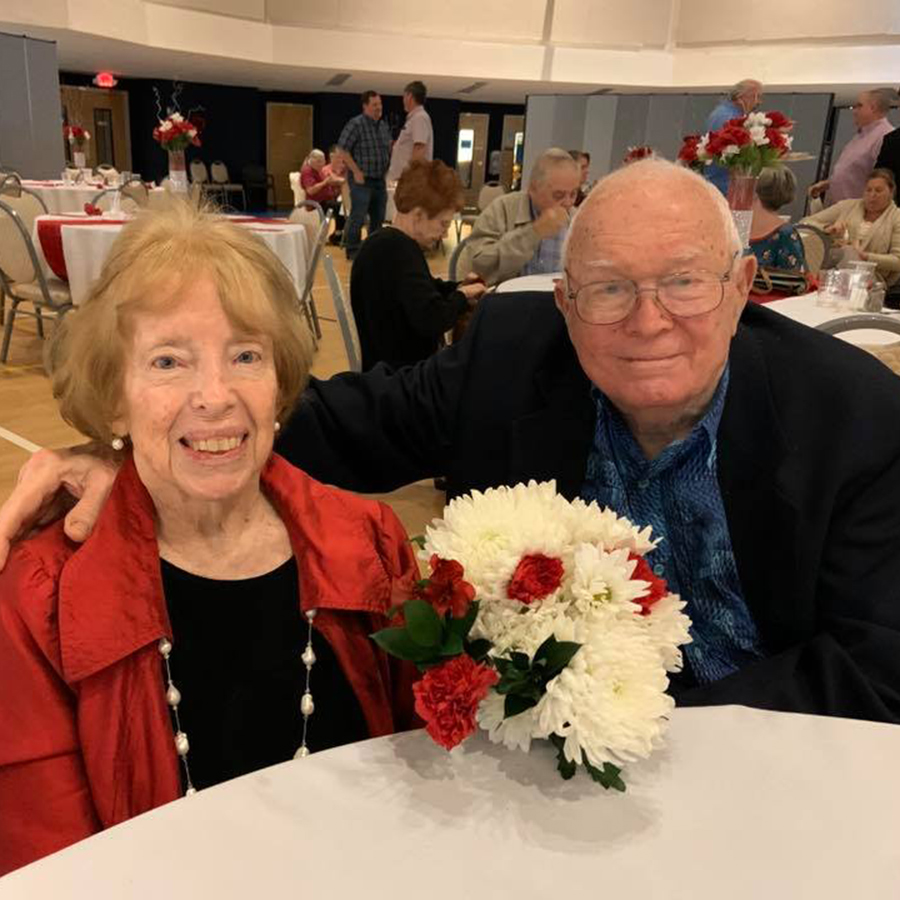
xmin=0 ymin=444 xmax=119 ymax=570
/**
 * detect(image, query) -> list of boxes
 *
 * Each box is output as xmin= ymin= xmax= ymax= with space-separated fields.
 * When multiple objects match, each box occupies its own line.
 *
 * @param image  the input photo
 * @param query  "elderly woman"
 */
xmin=749 ymin=166 xmax=806 ymax=271
xmin=300 ymin=148 xmax=344 ymax=236
xmin=350 ymin=159 xmax=486 ymax=371
xmin=801 ymin=168 xmax=900 ymax=286
xmin=0 ymin=203 xmax=417 ymax=876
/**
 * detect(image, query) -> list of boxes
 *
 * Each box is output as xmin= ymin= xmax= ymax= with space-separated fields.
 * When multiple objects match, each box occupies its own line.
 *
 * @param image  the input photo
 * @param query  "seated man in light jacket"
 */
xmin=461 ymin=147 xmax=581 ymax=286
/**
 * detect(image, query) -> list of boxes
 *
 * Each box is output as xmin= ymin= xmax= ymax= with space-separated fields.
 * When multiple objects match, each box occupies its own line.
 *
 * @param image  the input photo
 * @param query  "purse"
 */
xmin=752 ymin=267 xmax=811 ymax=297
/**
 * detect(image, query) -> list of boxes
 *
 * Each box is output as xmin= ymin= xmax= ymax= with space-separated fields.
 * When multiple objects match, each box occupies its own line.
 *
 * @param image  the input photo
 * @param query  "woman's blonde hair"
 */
xmin=48 ymin=199 xmax=315 ymax=444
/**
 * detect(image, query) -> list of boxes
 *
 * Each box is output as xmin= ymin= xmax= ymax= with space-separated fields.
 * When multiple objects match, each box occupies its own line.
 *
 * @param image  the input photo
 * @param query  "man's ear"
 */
xmin=554 ymin=278 xmax=569 ymax=317
xmin=730 ymin=252 xmax=757 ymax=330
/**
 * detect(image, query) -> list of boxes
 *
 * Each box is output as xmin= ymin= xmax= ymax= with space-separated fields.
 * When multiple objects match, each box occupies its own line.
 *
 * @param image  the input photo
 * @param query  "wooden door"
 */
xmin=60 ymin=86 xmax=132 ymax=172
xmin=457 ymin=113 xmax=489 ymax=208
xmin=267 ymin=103 xmax=313 ymax=210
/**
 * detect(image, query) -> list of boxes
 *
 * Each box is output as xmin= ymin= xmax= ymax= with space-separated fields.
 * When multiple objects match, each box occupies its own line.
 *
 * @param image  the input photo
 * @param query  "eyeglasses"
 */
xmin=564 ymin=254 xmax=738 ymax=326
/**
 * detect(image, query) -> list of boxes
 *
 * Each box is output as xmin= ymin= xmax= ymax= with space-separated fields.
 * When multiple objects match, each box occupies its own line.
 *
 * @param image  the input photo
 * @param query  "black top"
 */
xmin=161 ymin=557 xmax=369 ymax=790
xmin=350 ymin=226 xmax=468 ymax=371
xmin=278 ymin=295 xmax=900 ymax=724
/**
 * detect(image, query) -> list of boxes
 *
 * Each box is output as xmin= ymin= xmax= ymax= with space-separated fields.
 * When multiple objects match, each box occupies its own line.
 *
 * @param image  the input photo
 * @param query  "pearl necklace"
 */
xmin=157 ymin=608 xmax=318 ymax=796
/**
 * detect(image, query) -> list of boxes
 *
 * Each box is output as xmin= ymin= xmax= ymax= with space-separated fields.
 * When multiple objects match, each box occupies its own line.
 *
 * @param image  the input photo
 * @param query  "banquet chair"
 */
xmin=210 ymin=161 xmax=246 ymax=210
xmin=289 ymin=201 xmax=324 ymax=248
xmin=297 ymin=208 xmax=332 ymax=340
xmin=289 ymin=172 xmax=306 ymax=208
xmin=94 ymin=165 xmax=119 ymax=186
xmin=242 ymin=164 xmax=276 ymax=210
xmin=91 ymin=186 xmax=145 ymax=214
xmin=454 ymin=181 xmax=506 ymax=241
xmin=448 ymin=235 xmax=473 ymax=281
xmin=794 ymin=224 xmax=833 ymax=276
xmin=817 ymin=314 xmax=900 ymax=376
xmin=0 ymin=197 xmax=73 ymax=363
xmin=323 ymin=253 xmax=361 ymax=373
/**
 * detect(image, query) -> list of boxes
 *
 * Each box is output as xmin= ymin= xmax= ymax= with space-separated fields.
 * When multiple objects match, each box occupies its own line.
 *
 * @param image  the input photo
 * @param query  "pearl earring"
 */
xmin=274 ymin=421 xmax=281 ymax=433
xmin=111 ymin=436 xmax=125 ymax=451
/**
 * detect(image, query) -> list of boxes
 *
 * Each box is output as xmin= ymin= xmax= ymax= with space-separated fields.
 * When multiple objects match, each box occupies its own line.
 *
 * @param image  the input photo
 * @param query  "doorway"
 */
xmin=456 ymin=113 xmax=489 ymax=208
xmin=60 ymin=86 xmax=132 ymax=172
xmin=267 ymin=103 xmax=313 ymax=210
xmin=500 ymin=114 xmax=524 ymax=190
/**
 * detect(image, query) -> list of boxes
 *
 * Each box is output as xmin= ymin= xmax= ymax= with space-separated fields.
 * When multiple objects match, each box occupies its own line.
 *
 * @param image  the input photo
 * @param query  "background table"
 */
xmin=2 ymin=706 xmax=898 ymax=898
xmin=32 ymin=215 xmax=309 ymax=307
xmin=767 ymin=293 xmax=900 ymax=345
xmin=495 ymin=272 xmax=560 ymax=293
xmin=22 ymin=180 xmax=106 ymax=214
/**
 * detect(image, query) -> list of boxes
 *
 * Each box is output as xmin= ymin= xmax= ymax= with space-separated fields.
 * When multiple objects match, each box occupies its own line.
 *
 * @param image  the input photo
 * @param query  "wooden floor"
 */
xmin=0 ymin=231 xmax=461 ymax=540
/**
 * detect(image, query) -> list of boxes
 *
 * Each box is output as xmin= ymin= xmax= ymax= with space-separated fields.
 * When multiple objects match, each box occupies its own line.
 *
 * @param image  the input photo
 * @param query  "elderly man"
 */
xmin=461 ymin=147 xmax=581 ymax=285
xmin=810 ymin=88 xmax=896 ymax=206
xmin=704 ymin=79 xmax=763 ymax=195
xmin=3 ymin=160 xmax=900 ymax=723
xmin=337 ymin=90 xmax=392 ymax=260
xmin=387 ymin=80 xmax=433 ymax=182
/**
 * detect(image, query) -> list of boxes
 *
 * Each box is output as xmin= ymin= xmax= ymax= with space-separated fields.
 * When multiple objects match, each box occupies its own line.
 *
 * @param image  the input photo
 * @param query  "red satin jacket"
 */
xmin=0 ymin=454 xmax=418 ymax=876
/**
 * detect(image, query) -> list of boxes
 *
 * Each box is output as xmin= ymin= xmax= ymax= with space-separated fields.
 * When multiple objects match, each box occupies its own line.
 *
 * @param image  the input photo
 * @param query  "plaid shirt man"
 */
xmin=338 ymin=114 xmax=391 ymax=179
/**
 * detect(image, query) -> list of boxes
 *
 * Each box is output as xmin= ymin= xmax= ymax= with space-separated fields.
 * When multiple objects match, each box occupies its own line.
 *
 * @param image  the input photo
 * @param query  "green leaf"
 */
xmin=404 ymin=598 xmax=443 ymax=648
xmin=415 ymin=578 xmax=430 ymax=590
xmin=583 ymin=757 xmax=626 ymax=792
xmin=371 ymin=627 xmax=436 ymax=663
xmin=550 ymin=734 xmax=577 ymax=780
xmin=448 ymin=601 xmax=479 ymax=640
xmin=542 ymin=640 xmax=582 ymax=680
xmin=439 ymin=633 xmax=464 ymax=657
xmin=465 ymin=638 xmax=492 ymax=662
xmin=504 ymin=693 xmax=539 ymax=719
xmin=409 ymin=535 xmax=426 ymax=549
xmin=509 ymin=651 xmax=531 ymax=670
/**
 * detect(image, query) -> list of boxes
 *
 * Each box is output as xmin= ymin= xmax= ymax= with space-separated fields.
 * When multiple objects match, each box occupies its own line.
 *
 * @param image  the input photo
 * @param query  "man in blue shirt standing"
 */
xmin=704 ymin=79 xmax=763 ymax=195
xmin=337 ymin=90 xmax=392 ymax=261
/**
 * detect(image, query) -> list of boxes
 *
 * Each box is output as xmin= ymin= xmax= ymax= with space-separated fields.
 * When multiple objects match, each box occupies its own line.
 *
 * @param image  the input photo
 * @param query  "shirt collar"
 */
xmin=592 ymin=363 xmax=731 ymax=474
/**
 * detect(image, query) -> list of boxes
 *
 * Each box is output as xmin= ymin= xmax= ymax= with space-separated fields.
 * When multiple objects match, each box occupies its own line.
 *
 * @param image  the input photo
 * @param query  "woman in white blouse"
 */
xmin=801 ymin=168 xmax=900 ymax=286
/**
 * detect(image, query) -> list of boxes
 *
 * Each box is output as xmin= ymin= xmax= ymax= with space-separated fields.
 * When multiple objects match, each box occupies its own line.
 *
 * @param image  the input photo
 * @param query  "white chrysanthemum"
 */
xmin=170 ymin=112 xmax=184 ymax=123
xmin=424 ymin=481 xmax=574 ymax=603
xmin=641 ymin=593 xmax=693 ymax=671
xmin=721 ymin=143 xmax=740 ymax=160
xmin=541 ymin=626 xmax=674 ymax=767
xmin=477 ymin=691 xmax=540 ymax=753
xmin=564 ymin=497 xmax=657 ymax=555
xmin=568 ymin=544 xmax=649 ymax=619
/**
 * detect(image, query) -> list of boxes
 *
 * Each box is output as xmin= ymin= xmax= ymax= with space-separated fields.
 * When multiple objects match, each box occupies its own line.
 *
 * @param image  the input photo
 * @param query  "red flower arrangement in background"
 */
xmin=152 ymin=112 xmax=203 ymax=152
xmin=63 ymin=125 xmax=91 ymax=148
xmin=623 ymin=145 xmax=656 ymax=165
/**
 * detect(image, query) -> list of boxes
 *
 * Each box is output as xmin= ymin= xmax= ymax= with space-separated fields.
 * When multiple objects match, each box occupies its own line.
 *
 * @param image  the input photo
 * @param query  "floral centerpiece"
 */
xmin=64 ymin=125 xmax=91 ymax=168
xmin=677 ymin=111 xmax=793 ymax=176
xmin=623 ymin=145 xmax=656 ymax=165
xmin=372 ymin=481 xmax=692 ymax=790
xmin=152 ymin=112 xmax=202 ymax=153
xmin=678 ymin=111 xmax=793 ymax=247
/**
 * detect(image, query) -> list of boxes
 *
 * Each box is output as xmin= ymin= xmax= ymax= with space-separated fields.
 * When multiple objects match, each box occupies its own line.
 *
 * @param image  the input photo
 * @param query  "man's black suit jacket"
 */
xmin=280 ymin=292 xmax=900 ymax=724
xmin=875 ymin=127 xmax=900 ymax=199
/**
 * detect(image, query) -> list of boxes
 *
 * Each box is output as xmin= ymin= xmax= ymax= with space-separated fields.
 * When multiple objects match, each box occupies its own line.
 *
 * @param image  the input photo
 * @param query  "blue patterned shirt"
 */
xmin=580 ymin=366 xmax=764 ymax=683
xmin=521 ymin=199 xmax=567 ymax=276
xmin=337 ymin=113 xmax=392 ymax=179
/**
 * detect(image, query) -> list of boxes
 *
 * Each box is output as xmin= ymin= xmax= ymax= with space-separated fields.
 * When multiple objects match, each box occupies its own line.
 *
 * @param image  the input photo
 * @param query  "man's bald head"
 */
xmin=564 ymin=159 xmax=741 ymax=275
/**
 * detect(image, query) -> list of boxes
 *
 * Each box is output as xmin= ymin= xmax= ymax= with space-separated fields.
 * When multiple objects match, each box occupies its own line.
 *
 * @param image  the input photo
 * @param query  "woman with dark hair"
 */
xmin=350 ymin=159 xmax=486 ymax=371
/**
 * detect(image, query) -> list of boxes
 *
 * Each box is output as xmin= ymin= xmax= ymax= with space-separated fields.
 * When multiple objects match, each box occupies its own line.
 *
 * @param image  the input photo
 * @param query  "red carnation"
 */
xmin=628 ymin=553 xmax=668 ymax=616
xmin=678 ymin=135 xmax=701 ymax=164
xmin=766 ymin=127 xmax=787 ymax=151
xmin=417 ymin=555 xmax=475 ymax=618
xmin=413 ymin=655 xmax=498 ymax=750
xmin=507 ymin=553 xmax=564 ymax=604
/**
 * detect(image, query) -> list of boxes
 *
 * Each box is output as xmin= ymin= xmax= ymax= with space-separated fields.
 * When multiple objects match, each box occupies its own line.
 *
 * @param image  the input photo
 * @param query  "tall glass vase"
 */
xmin=73 ymin=150 xmax=86 ymax=169
xmin=726 ymin=171 xmax=758 ymax=250
xmin=167 ymin=149 xmax=188 ymax=193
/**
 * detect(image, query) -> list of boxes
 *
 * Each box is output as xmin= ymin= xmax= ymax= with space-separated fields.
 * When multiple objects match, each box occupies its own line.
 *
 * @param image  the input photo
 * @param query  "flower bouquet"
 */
xmin=372 ymin=481 xmax=692 ymax=790
xmin=622 ymin=145 xmax=657 ymax=165
xmin=152 ymin=111 xmax=202 ymax=153
xmin=64 ymin=125 xmax=91 ymax=168
xmin=677 ymin=111 xmax=793 ymax=177
xmin=678 ymin=111 xmax=794 ymax=247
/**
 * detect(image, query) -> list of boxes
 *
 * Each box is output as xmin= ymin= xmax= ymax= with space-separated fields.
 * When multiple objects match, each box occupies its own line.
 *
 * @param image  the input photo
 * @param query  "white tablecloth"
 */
xmin=33 ymin=216 xmax=309 ymax=307
xmin=767 ymin=293 xmax=900 ymax=345
xmin=22 ymin=180 xmax=106 ymax=214
xmin=495 ymin=272 xmax=560 ymax=293
xmin=2 ymin=706 xmax=898 ymax=898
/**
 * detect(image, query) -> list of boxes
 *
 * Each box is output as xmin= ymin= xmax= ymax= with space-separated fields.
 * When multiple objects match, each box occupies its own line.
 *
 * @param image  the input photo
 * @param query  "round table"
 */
xmin=21 ymin=180 xmax=106 ymax=214
xmin=767 ymin=293 xmax=900 ymax=345
xmin=495 ymin=273 xmax=560 ymax=293
xmin=2 ymin=706 xmax=898 ymax=897
xmin=32 ymin=215 xmax=309 ymax=307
